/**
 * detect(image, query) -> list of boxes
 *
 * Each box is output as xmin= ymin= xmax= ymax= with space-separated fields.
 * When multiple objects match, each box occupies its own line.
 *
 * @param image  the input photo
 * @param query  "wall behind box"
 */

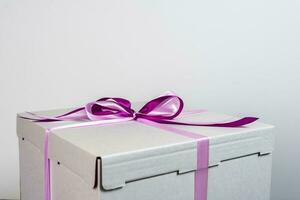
xmin=0 ymin=0 xmax=299 ymax=199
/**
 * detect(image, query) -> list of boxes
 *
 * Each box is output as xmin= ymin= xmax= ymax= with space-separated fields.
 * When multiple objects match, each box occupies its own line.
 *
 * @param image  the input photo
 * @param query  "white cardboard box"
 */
xmin=17 ymin=108 xmax=274 ymax=200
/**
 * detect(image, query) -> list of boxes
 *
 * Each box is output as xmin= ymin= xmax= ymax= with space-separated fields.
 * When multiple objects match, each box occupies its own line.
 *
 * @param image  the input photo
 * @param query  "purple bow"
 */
xmin=23 ymin=94 xmax=258 ymax=127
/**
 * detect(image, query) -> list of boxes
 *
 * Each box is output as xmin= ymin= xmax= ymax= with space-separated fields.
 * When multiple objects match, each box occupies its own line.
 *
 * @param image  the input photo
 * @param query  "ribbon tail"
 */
xmin=19 ymin=107 xmax=88 ymax=122
xmin=19 ymin=112 xmax=63 ymax=122
xmin=206 ymin=117 xmax=259 ymax=127
xmin=148 ymin=117 xmax=259 ymax=128
xmin=55 ymin=107 xmax=85 ymax=118
xmin=34 ymin=119 xmax=63 ymax=122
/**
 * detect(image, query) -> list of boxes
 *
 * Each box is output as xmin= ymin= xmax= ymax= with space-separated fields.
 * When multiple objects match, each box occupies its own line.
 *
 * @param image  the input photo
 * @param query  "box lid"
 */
xmin=17 ymin=106 xmax=274 ymax=191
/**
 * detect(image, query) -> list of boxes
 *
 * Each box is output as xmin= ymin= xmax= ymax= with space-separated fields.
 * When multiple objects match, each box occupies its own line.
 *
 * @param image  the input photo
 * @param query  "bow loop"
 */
xmin=85 ymin=98 xmax=134 ymax=121
xmin=137 ymin=95 xmax=184 ymax=120
xmin=96 ymin=97 xmax=132 ymax=109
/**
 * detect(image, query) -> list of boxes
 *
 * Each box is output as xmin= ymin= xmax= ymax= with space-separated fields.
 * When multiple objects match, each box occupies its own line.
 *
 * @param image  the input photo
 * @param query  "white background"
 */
xmin=0 ymin=0 xmax=299 ymax=199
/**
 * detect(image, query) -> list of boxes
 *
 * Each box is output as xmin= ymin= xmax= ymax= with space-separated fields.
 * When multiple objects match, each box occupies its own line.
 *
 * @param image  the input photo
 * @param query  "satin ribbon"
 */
xmin=23 ymin=94 xmax=257 ymax=126
xmin=22 ymin=94 xmax=258 ymax=200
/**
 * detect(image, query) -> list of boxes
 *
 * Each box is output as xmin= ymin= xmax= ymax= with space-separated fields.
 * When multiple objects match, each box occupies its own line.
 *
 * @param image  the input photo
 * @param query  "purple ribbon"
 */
xmin=22 ymin=94 xmax=258 ymax=200
xmin=24 ymin=94 xmax=257 ymax=127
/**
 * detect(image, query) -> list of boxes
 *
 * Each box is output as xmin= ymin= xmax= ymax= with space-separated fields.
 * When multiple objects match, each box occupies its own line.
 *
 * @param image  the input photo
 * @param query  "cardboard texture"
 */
xmin=17 ymin=108 xmax=274 ymax=200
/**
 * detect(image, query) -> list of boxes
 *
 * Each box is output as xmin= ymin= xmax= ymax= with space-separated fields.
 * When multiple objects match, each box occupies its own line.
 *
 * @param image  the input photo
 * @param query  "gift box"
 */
xmin=17 ymin=96 xmax=274 ymax=200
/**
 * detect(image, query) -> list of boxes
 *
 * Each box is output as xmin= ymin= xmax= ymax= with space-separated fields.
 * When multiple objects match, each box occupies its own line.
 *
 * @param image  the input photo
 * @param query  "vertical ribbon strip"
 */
xmin=137 ymin=118 xmax=209 ymax=200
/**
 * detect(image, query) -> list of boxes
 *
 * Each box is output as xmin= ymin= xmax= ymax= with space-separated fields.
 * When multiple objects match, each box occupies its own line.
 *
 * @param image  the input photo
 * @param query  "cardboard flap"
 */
xmin=49 ymin=121 xmax=198 ymax=190
xmin=100 ymin=140 xmax=197 ymax=190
